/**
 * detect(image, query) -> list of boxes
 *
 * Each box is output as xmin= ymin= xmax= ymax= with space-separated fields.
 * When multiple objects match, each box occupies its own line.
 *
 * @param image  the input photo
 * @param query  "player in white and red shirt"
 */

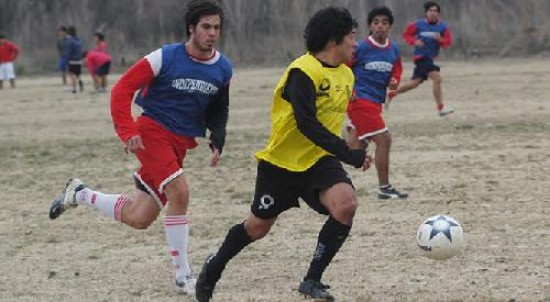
xmin=49 ymin=0 xmax=231 ymax=295
xmin=347 ymin=6 xmax=408 ymax=200
xmin=0 ymin=34 xmax=19 ymax=89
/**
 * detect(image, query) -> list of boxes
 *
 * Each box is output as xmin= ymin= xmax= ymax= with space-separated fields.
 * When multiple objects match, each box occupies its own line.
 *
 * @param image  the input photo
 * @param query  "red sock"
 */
xmin=437 ymin=103 xmax=444 ymax=111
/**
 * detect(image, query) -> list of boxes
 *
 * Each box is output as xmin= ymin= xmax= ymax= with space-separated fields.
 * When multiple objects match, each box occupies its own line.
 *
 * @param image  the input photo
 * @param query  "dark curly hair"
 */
xmin=185 ymin=0 xmax=224 ymax=38
xmin=304 ymin=7 xmax=354 ymax=54
xmin=368 ymin=6 xmax=394 ymax=25
xmin=424 ymin=1 xmax=441 ymax=13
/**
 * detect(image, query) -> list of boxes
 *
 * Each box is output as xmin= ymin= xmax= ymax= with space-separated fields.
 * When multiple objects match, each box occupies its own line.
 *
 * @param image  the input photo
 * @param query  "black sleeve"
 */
xmin=284 ymin=69 xmax=366 ymax=168
xmin=204 ymin=83 xmax=230 ymax=154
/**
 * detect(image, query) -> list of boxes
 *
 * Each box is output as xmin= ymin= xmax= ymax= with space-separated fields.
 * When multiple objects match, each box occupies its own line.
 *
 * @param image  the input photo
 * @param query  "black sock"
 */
xmin=207 ymin=222 xmax=253 ymax=283
xmin=304 ymin=216 xmax=351 ymax=282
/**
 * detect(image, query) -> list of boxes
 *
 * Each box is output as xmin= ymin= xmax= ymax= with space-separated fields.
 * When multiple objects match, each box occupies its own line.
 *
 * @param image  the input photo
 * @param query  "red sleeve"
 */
xmin=110 ymin=58 xmax=155 ymax=143
xmin=10 ymin=42 xmax=19 ymax=61
xmin=391 ymin=56 xmax=403 ymax=85
xmin=403 ymin=22 xmax=417 ymax=46
xmin=440 ymin=28 xmax=453 ymax=48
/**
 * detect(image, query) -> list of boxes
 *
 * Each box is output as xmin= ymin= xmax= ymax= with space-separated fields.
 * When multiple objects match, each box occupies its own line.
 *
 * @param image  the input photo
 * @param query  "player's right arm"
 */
xmin=285 ymin=69 xmax=366 ymax=169
xmin=403 ymin=22 xmax=418 ymax=46
xmin=110 ymin=51 xmax=158 ymax=147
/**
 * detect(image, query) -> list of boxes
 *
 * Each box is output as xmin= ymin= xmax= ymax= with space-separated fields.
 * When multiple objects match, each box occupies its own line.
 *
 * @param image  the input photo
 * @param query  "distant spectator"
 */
xmin=0 ymin=34 xmax=20 ymax=89
xmin=57 ymin=26 xmax=69 ymax=88
xmin=63 ymin=26 xmax=84 ymax=93
xmin=93 ymin=32 xmax=108 ymax=53
xmin=83 ymin=50 xmax=111 ymax=92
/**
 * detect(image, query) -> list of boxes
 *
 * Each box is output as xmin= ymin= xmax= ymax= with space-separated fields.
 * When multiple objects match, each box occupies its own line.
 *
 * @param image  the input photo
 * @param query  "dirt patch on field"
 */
xmin=0 ymin=59 xmax=549 ymax=301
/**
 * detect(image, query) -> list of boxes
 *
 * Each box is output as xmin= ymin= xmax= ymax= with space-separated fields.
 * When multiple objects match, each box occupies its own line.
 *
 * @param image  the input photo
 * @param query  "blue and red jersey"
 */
xmin=111 ymin=43 xmax=232 ymax=143
xmin=349 ymin=37 xmax=402 ymax=104
xmin=403 ymin=18 xmax=452 ymax=61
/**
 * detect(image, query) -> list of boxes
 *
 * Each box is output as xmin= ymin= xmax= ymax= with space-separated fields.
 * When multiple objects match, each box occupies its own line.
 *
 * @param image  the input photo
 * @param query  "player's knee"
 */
xmin=166 ymin=184 xmax=190 ymax=206
xmin=245 ymin=220 xmax=272 ymax=241
xmin=333 ymin=193 xmax=358 ymax=221
xmin=128 ymin=216 xmax=155 ymax=230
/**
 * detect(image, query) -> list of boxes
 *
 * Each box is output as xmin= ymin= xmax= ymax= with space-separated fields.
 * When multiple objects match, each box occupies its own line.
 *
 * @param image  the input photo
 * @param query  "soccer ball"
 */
xmin=416 ymin=214 xmax=464 ymax=260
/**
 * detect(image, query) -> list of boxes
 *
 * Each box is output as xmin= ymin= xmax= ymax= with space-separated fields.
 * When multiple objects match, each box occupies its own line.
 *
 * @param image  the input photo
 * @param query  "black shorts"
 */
xmin=68 ymin=63 xmax=82 ymax=76
xmin=251 ymin=156 xmax=354 ymax=219
xmin=96 ymin=61 xmax=111 ymax=76
xmin=412 ymin=58 xmax=440 ymax=81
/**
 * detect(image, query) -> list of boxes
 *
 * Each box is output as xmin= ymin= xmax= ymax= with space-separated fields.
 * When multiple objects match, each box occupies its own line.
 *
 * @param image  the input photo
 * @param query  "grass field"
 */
xmin=0 ymin=58 xmax=549 ymax=301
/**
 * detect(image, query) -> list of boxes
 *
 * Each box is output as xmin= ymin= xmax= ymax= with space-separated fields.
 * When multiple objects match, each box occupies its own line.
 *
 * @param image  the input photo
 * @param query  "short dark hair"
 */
xmin=304 ymin=7 xmax=354 ymax=54
xmin=95 ymin=32 xmax=105 ymax=41
xmin=67 ymin=26 xmax=76 ymax=36
xmin=368 ymin=6 xmax=394 ymax=25
xmin=185 ymin=0 xmax=224 ymax=38
xmin=424 ymin=1 xmax=440 ymax=13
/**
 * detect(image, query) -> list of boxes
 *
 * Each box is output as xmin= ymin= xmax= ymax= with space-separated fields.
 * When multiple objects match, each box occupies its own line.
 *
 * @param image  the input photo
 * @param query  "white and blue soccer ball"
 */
xmin=417 ymin=214 xmax=464 ymax=260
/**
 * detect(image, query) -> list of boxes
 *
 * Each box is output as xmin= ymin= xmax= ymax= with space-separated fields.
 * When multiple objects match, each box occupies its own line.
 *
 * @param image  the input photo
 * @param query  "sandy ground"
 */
xmin=0 ymin=58 xmax=549 ymax=302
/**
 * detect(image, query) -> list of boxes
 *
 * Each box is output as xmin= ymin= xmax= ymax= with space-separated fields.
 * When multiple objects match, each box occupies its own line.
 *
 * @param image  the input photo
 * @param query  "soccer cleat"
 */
xmin=175 ymin=274 xmax=197 ymax=295
xmin=438 ymin=105 xmax=454 ymax=117
xmin=49 ymin=178 xmax=86 ymax=220
xmin=378 ymin=185 xmax=408 ymax=200
xmin=196 ymin=253 xmax=217 ymax=302
xmin=298 ymin=279 xmax=334 ymax=301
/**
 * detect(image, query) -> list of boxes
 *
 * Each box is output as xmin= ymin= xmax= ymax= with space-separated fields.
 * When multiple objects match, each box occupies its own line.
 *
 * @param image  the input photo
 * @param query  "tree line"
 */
xmin=1 ymin=0 xmax=549 ymax=73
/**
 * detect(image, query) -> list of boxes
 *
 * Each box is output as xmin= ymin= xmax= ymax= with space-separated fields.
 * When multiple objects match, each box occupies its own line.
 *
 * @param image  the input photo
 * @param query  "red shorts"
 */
xmin=133 ymin=115 xmax=198 ymax=208
xmin=347 ymin=99 xmax=388 ymax=140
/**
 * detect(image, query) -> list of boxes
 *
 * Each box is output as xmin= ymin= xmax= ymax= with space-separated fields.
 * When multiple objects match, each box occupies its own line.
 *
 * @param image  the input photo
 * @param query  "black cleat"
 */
xmin=298 ymin=279 xmax=334 ymax=301
xmin=378 ymin=185 xmax=408 ymax=200
xmin=196 ymin=254 xmax=217 ymax=302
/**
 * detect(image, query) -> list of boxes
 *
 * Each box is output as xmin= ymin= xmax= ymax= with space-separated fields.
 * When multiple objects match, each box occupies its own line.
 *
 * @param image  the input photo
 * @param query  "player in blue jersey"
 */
xmin=390 ymin=1 xmax=454 ymax=117
xmin=347 ymin=6 xmax=408 ymax=200
xmin=63 ymin=26 xmax=84 ymax=93
xmin=48 ymin=0 xmax=231 ymax=295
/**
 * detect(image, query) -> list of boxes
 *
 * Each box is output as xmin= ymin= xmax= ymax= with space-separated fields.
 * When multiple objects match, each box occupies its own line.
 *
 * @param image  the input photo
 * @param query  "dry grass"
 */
xmin=0 ymin=59 xmax=549 ymax=301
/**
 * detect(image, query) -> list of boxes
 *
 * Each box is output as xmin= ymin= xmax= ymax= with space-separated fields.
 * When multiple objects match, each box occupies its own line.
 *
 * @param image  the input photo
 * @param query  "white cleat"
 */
xmin=49 ymin=178 xmax=86 ymax=220
xmin=438 ymin=106 xmax=454 ymax=117
xmin=176 ymin=274 xmax=197 ymax=295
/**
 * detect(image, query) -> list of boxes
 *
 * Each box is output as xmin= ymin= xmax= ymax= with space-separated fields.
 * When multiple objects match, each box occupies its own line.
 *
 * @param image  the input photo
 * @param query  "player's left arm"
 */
xmin=439 ymin=26 xmax=453 ymax=48
xmin=205 ymin=82 xmax=230 ymax=156
xmin=11 ymin=42 xmax=20 ymax=61
xmin=389 ymin=55 xmax=403 ymax=89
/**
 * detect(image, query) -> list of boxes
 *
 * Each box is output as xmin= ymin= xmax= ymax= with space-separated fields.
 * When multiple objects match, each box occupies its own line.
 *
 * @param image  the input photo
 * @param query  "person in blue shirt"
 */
xmin=390 ymin=1 xmax=454 ymax=117
xmin=48 ymin=0 xmax=231 ymax=296
xmin=63 ymin=26 xmax=84 ymax=93
xmin=347 ymin=6 xmax=408 ymax=200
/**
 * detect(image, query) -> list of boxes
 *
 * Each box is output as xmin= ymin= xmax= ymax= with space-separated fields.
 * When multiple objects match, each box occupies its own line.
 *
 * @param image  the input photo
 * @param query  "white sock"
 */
xmin=75 ymin=188 xmax=129 ymax=221
xmin=164 ymin=215 xmax=191 ymax=280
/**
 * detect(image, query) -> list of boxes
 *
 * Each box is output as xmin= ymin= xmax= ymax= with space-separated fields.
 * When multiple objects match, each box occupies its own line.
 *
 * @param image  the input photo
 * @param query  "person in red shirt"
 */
xmin=83 ymin=50 xmax=111 ymax=92
xmin=0 ymin=34 xmax=20 ymax=89
xmin=93 ymin=32 xmax=108 ymax=53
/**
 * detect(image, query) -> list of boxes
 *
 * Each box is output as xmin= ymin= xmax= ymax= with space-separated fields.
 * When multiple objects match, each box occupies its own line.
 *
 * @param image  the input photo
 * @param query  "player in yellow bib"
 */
xmin=196 ymin=7 xmax=372 ymax=302
xmin=257 ymin=53 xmax=355 ymax=171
